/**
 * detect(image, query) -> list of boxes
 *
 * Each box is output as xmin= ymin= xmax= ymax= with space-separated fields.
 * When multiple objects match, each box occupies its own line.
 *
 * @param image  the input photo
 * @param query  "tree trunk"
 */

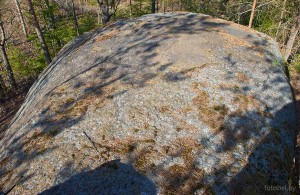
xmin=199 ymin=0 xmax=205 ymax=13
xmin=14 ymin=0 xmax=28 ymax=39
xmin=284 ymin=15 xmax=300 ymax=61
xmin=71 ymin=0 xmax=80 ymax=36
xmin=96 ymin=0 xmax=110 ymax=24
xmin=275 ymin=0 xmax=287 ymax=41
xmin=129 ymin=0 xmax=132 ymax=17
xmin=152 ymin=0 xmax=156 ymax=13
xmin=0 ymin=21 xmax=17 ymax=89
xmin=0 ymin=45 xmax=17 ymax=89
xmin=26 ymin=0 xmax=52 ymax=65
xmin=248 ymin=0 xmax=257 ymax=28
xmin=97 ymin=11 xmax=101 ymax=24
xmin=140 ymin=0 xmax=142 ymax=12
xmin=0 ymin=73 xmax=5 ymax=98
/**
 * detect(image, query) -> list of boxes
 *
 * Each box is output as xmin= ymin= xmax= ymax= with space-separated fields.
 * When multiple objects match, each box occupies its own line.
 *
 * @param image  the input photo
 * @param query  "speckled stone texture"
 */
xmin=0 ymin=13 xmax=296 ymax=194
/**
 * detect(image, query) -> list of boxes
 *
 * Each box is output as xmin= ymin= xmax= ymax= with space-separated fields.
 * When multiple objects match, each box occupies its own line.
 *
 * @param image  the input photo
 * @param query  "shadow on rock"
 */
xmin=39 ymin=160 xmax=157 ymax=195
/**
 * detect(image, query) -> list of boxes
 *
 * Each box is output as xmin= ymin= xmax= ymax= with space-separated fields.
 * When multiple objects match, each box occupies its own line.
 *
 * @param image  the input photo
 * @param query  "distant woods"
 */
xmin=0 ymin=0 xmax=299 ymax=100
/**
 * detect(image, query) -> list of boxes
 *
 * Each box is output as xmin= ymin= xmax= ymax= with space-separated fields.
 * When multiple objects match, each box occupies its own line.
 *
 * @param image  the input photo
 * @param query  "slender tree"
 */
xmin=44 ymin=0 xmax=62 ymax=48
xmin=152 ymin=0 xmax=156 ymax=13
xmin=14 ymin=0 xmax=28 ymax=38
xmin=0 ymin=73 xmax=5 ymax=98
xmin=0 ymin=20 xmax=17 ymax=89
xmin=71 ymin=0 xmax=80 ymax=36
xmin=26 ymin=0 xmax=52 ymax=64
xmin=284 ymin=14 xmax=300 ymax=61
xmin=248 ymin=0 xmax=257 ymax=28
xmin=129 ymin=0 xmax=132 ymax=17
xmin=275 ymin=0 xmax=287 ymax=41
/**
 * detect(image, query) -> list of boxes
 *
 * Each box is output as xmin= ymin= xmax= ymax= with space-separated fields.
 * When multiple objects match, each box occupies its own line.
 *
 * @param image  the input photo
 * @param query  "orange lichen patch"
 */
xmin=19 ymin=128 xmax=61 ymax=156
xmin=54 ymin=85 xmax=67 ymax=93
xmin=233 ymin=94 xmax=261 ymax=111
xmin=218 ymin=82 xmax=241 ymax=92
xmin=192 ymin=83 xmax=229 ymax=131
xmin=95 ymin=29 xmax=120 ymax=43
xmin=162 ymin=164 xmax=205 ymax=194
xmin=258 ymin=107 xmax=273 ymax=118
xmin=178 ymin=65 xmax=211 ymax=77
xmin=171 ymin=138 xmax=201 ymax=162
xmin=0 ymin=156 xmax=10 ymax=168
xmin=133 ymin=150 xmax=153 ymax=174
xmin=0 ymin=157 xmax=12 ymax=187
xmin=171 ymin=112 xmax=199 ymax=133
xmin=125 ymin=142 xmax=162 ymax=174
xmin=235 ymin=72 xmax=249 ymax=82
xmin=160 ymin=106 xmax=170 ymax=113
xmin=159 ymin=138 xmax=205 ymax=194
xmin=46 ymin=80 xmax=117 ymax=124
xmin=218 ymin=31 xmax=253 ymax=48
xmin=83 ymin=136 xmax=157 ymax=161
xmin=92 ymin=138 xmax=196 ymax=178
xmin=247 ymin=45 xmax=266 ymax=57
xmin=0 ymin=168 xmax=13 ymax=192
xmin=50 ymin=98 xmax=88 ymax=121
xmin=115 ymin=143 xmax=137 ymax=155
xmin=178 ymin=106 xmax=193 ymax=114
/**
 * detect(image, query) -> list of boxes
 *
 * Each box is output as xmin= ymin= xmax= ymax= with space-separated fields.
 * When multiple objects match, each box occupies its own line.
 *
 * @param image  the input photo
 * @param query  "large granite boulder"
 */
xmin=0 ymin=13 xmax=296 ymax=194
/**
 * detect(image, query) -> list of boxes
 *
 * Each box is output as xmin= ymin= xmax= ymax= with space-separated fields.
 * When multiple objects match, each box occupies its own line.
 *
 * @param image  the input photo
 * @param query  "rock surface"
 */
xmin=0 ymin=13 xmax=296 ymax=194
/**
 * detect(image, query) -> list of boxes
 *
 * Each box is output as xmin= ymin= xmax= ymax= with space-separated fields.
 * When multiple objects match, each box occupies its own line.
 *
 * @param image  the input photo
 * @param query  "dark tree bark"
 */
xmin=0 ymin=73 xmax=5 ymax=98
xmin=0 ymin=46 xmax=16 ymax=89
xmin=0 ymin=21 xmax=17 ymax=89
xmin=152 ymin=0 xmax=156 ymax=13
xmin=71 ymin=0 xmax=80 ymax=36
xmin=129 ymin=0 xmax=132 ymax=17
xmin=26 ymin=0 xmax=52 ymax=65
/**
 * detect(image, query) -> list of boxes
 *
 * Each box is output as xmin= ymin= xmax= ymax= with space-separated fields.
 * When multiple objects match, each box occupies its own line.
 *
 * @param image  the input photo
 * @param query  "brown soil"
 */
xmin=290 ymin=68 xmax=300 ymax=192
xmin=289 ymin=67 xmax=300 ymax=192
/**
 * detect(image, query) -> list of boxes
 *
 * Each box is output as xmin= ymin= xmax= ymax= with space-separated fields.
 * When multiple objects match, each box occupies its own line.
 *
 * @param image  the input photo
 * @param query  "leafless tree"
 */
xmin=14 ymin=0 xmax=28 ymax=38
xmin=248 ymin=0 xmax=257 ymax=28
xmin=275 ymin=0 xmax=287 ymax=41
xmin=284 ymin=14 xmax=300 ymax=61
xmin=44 ymin=0 xmax=62 ymax=48
xmin=0 ymin=19 xmax=17 ymax=89
xmin=26 ymin=0 xmax=52 ymax=64
xmin=71 ymin=0 xmax=80 ymax=36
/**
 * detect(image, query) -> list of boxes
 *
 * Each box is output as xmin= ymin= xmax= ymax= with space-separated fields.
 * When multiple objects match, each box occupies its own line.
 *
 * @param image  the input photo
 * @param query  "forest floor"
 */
xmin=290 ymin=68 xmax=300 ymax=191
xmin=0 ymin=80 xmax=33 ymax=139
